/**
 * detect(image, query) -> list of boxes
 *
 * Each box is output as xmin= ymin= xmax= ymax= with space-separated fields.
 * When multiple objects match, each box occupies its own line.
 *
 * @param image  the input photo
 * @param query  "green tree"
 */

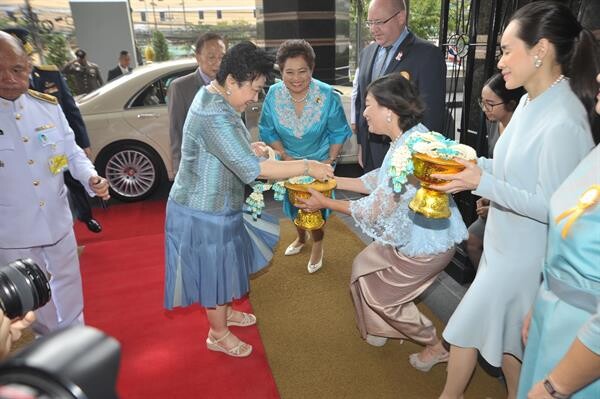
xmin=152 ymin=30 xmax=170 ymax=61
xmin=43 ymin=33 xmax=69 ymax=68
xmin=409 ymin=0 xmax=442 ymax=40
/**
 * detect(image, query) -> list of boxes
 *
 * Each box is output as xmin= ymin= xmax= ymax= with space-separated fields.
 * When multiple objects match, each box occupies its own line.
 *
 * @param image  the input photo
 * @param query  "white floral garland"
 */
xmin=389 ymin=131 xmax=476 ymax=193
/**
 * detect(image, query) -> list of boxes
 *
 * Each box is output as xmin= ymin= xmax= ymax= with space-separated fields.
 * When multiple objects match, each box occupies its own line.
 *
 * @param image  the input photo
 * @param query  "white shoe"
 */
xmin=366 ymin=334 xmax=388 ymax=347
xmin=284 ymin=232 xmax=309 ymax=256
xmin=307 ymin=249 xmax=324 ymax=274
xmin=284 ymin=241 xmax=305 ymax=256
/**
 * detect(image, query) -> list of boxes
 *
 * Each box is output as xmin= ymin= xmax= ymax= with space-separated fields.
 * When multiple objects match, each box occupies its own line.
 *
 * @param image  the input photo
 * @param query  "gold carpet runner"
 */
xmin=250 ymin=216 xmax=505 ymax=398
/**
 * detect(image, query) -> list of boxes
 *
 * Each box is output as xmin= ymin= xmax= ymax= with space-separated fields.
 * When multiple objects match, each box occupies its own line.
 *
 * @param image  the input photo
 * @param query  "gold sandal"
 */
xmin=206 ymin=330 xmax=252 ymax=358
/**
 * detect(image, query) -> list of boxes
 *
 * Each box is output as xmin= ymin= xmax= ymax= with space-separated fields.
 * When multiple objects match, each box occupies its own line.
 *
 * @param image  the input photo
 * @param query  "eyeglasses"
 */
xmin=365 ymin=10 xmax=402 ymax=28
xmin=477 ymin=98 xmax=505 ymax=111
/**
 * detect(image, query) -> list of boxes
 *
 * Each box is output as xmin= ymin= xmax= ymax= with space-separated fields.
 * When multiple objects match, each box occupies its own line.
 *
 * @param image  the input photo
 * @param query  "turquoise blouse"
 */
xmin=258 ymin=79 xmax=352 ymax=161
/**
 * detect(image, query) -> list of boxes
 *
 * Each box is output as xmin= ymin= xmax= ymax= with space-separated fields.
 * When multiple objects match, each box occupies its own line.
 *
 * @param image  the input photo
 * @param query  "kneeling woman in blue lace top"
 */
xmin=164 ymin=42 xmax=334 ymax=358
xmin=298 ymin=74 xmax=467 ymax=371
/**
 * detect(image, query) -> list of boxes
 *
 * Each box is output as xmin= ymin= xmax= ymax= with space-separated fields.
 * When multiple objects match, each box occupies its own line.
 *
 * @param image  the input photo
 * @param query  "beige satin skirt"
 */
xmin=350 ymin=242 xmax=455 ymax=346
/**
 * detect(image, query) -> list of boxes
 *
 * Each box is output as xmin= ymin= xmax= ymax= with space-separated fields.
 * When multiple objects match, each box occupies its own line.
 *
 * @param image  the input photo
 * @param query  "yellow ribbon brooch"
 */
xmin=555 ymin=184 xmax=600 ymax=238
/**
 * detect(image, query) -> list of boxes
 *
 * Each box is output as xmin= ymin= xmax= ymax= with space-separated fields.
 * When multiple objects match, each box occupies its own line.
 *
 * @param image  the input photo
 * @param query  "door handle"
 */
xmin=137 ymin=113 xmax=159 ymax=119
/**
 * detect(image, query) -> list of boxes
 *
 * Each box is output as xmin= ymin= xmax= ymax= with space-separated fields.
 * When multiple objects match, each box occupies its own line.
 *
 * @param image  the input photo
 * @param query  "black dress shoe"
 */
xmin=85 ymin=219 xmax=102 ymax=233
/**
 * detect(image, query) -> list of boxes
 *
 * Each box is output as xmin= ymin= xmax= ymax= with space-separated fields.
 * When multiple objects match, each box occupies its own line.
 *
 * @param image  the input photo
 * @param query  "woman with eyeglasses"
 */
xmin=430 ymin=2 xmax=598 ymax=397
xmin=467 ymin=74 xmax=524 ymax=268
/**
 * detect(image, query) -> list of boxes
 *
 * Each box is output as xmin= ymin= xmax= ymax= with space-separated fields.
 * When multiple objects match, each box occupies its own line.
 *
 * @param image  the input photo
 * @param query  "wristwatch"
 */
xmin=543 ymin=377 xmax=570 ymax=399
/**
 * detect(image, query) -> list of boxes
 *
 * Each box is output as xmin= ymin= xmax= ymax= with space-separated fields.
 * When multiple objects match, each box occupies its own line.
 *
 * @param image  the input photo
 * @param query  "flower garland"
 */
xmin=245 ymin=177 xmax=314 ymax=220
xmin=389 ymin=131 xmax=476 ymax=193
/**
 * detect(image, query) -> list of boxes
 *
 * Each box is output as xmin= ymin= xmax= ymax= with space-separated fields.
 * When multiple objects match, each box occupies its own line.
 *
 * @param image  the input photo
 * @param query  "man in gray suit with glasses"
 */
xmin=168 ymin=32 xmax=226 ymax=174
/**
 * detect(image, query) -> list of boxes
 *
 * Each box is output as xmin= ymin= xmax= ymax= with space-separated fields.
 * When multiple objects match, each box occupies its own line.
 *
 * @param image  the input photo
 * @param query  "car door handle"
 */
xmin=249 ymin=106 xmax=259 ymax=112
xmin=137 ymin=113 xmax=160 ymax=119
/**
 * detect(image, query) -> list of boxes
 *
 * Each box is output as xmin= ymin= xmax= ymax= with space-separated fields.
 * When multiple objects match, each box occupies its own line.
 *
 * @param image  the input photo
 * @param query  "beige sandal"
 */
xmin=226 ymin=310 xmax=257 ymax=327
xmin=206 ymin=330 xmax=252 ymax=357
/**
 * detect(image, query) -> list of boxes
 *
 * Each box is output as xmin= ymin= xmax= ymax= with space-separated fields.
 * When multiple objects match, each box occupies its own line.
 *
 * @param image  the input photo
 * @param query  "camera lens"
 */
xmin=0 ymin=259 xmax=51 ymax=319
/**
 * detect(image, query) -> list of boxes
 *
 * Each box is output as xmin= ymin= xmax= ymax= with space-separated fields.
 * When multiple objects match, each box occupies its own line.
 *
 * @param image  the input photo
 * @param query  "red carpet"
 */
xmin=74 ymin=201 xmax=280 ymax=399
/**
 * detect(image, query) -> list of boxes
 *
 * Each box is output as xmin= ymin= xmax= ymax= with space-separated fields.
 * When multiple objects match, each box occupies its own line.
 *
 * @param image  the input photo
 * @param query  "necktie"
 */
xmin=372 ymin=46 xmax=392 ymax=80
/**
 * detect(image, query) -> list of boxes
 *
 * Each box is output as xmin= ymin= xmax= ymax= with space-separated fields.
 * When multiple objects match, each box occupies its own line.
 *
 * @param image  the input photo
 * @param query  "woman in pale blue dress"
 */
xmin=164 ymin=42 xmax=334 ymax=358
xmin=516 ymin=72 xmax=600 ymax=399
xmin=259 ymin=39 xmax=352 ymax=274
xmin=432 ymin=3 xmax=598 ymax=397
xmin=298 ymin=74 xmax=467 ymax=371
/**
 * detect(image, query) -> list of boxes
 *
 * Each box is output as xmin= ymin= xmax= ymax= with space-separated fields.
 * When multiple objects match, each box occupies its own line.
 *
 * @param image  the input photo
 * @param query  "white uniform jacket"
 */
xmin=0 ymin=90 xmax=97 ymax=249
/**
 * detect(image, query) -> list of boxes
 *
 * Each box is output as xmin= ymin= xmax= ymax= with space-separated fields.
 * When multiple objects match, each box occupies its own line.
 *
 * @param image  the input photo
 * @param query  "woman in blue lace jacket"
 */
xmin=164 ymin=42 xmax=333 ymax=358
xmin=259 ymin=39 xmax=352 ymax=274
xmin=298 ymin=74 xmax=467 ymax=371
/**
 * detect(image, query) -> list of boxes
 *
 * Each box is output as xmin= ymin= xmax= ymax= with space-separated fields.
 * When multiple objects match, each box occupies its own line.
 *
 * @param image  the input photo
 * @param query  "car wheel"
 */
xmin=95 ymin=142 xmax=165 ymax=202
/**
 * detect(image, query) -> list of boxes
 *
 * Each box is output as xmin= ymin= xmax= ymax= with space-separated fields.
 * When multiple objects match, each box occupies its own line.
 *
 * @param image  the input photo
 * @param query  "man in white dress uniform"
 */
xmin=0 ymin=32 xmax=110 ymax=335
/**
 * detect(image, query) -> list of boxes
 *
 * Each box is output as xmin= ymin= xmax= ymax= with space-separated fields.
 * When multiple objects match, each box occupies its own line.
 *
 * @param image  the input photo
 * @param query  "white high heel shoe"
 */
xmin=285 ymin=241 xmax=305 ymax=255
xmin=307 ymin=248 xmax=324 ymax=274
xmin=284 ymin=232 xmax=309 ymax=256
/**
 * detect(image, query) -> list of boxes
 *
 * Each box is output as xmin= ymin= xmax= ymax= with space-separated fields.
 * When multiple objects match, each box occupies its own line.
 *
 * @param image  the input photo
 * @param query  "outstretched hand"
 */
xmin=251 ymin=141 xmax=270 ymax=158
xmin=297 ymin=188 xmax=328 ymax=212
xmin=308 ymin=161 xmax=334 ymax=181
xmin=429 ymin=158 xmax=482 ymax=194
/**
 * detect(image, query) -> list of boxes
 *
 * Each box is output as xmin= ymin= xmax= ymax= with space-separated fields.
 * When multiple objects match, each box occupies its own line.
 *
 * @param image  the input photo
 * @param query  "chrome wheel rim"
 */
xmin=105 ymin=149 xmax=156 ymax=198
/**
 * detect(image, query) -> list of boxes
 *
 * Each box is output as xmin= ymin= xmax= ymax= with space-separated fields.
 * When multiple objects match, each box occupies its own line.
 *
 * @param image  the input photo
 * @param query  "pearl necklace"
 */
xmin=524 ymin=74 xmax=565 ymax=107
xmin=288 ymin=89 xmax=308 ymax=103
xmin=210 ymin=81 xmax=226 ymax=97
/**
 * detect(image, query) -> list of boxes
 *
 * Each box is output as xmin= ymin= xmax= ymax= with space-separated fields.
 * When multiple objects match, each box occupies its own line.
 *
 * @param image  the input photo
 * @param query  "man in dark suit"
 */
xmin=3 ymin=27 xmax=103 ymax=233
xmin=167 ymin=32 xmax=226 ymax=174
xmin=355 ymin=0 xmax=447 ymax=172
xmin=107 ymin=50 xmax=132 ymax=82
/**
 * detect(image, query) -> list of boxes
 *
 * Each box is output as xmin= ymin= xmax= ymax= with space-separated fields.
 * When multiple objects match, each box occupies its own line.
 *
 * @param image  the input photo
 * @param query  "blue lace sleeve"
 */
xmin=359 ymin=168 xmax=380 ymax=193
xmin=349 ymin=180 xmax=414 ymax=247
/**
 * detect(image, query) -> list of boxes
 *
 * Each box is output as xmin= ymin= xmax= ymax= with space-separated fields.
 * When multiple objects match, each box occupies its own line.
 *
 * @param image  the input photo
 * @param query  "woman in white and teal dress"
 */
xmin=164 ymin=42 xmax=334 ymax=358
xmin=297 ymin=74 xmax=467 ymax=371
xmin=259 ymin=39 xmax=352 ymax=274
xmin=516 ymin=73 xmax=600 ymax=399
xmin=431 ymin=3 xmax=598 ymax=397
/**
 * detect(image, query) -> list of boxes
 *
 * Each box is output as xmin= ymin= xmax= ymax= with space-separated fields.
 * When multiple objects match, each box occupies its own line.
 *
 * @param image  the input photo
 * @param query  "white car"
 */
xmin=78 ymin=58 xmax=357 ymax=202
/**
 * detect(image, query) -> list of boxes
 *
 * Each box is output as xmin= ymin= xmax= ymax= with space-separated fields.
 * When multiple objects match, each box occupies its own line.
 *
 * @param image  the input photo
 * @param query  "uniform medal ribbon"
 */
xmin=555 ymin=184 xmax=600 ymax=238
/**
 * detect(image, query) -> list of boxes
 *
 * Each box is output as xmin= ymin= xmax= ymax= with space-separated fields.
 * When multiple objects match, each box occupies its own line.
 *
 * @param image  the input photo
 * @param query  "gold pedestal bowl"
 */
xmin=284 ymin=178 xmax=337 ymax=230
xmin=408 ymin=153 xmax=469 ymax=219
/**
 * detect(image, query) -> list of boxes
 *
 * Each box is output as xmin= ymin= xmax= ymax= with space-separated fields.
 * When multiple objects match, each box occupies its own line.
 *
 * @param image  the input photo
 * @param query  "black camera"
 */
xmin=0 ymin=259 xmax=51 ymax=319
xmin=0 ymin=260 xmax=121 ymax=399
xmin=0 ymin=326 xmax=121 ymax=399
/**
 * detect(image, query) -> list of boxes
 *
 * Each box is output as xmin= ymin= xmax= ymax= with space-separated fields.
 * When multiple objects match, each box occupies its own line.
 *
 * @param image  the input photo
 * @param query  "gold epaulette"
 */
xmin=35 ymin=64 xmax=59 ymax=72
xmin=27 ymin=89 xmax=59 ymax=105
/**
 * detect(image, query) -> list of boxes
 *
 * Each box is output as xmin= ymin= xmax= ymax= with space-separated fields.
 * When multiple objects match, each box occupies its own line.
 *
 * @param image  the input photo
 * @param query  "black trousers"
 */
xmin=64 ymin=171 xmax=93 ymax=222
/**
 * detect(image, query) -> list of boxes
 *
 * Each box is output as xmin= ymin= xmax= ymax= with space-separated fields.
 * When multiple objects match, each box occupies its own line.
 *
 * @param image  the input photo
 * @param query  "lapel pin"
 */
xmin=395 ymin=51 xmax=403 ymax=62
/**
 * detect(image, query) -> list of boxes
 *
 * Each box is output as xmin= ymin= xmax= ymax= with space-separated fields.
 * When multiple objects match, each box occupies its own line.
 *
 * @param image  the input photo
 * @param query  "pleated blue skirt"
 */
xmin=164 ymin=199 xmax=279 ymax=309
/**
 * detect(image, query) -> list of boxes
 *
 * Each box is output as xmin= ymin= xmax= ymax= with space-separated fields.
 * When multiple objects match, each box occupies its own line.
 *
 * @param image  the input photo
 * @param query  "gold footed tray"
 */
xmin=408 ymin=152 xmax=470 ymax=219
xmin=284 ymin=178 xmax=337 ymax=230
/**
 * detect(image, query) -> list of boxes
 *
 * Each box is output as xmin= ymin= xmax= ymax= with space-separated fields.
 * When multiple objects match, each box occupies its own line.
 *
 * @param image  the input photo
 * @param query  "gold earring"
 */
xmin=534 ymin=55 xmax=542 ymax=68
